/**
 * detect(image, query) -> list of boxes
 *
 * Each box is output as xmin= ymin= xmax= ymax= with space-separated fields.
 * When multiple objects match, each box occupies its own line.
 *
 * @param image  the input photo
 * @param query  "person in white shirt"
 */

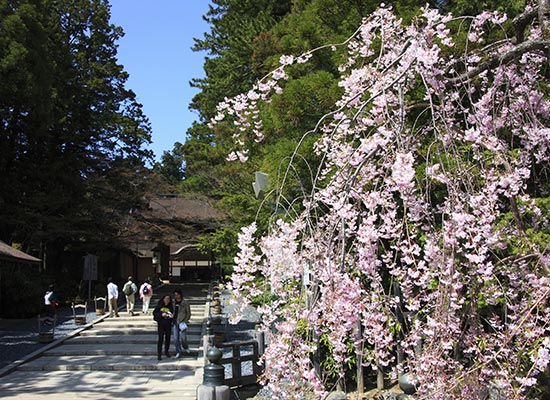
xmin=43 ymin=284 xmax=58 ymax=324
xmin=107 ymin=277 xmax=119 ymax=317
xmin=139 ymin=278 xmax=153 ymax=314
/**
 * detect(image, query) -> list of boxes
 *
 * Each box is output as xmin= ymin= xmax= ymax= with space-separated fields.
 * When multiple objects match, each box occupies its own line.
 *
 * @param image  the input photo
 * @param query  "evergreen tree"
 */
xmin=153 ymin=142 xmax=186 ymax=186
xmin=0 ymin=0 xmax=152 ymax=264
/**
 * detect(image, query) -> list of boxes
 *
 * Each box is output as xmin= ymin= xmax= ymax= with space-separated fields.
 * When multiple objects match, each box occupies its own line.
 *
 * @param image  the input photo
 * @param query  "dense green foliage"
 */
xmin=183 ymin=0 xmax=529 ymax=272
xmin=0 ymin=0 xmax=154 ymax=272
xmin=153 ymin=142 xmax=186 ymax=186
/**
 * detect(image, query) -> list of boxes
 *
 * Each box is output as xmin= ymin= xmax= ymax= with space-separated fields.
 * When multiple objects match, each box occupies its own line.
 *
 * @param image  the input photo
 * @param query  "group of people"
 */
xmin=106 ymin=276 xmax=154 ymax=317
xmin=106 ymin=276 xmax=192 ymax=360
xmin=153 ymin=289 xmax=192 ymax=360
xmin=44 ymin=277 xmax=192 ymax=360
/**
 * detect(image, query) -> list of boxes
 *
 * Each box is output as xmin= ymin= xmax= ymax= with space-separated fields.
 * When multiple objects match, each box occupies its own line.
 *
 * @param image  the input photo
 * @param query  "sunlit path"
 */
xmin=0 ymin=283 xmax=209 ymax=400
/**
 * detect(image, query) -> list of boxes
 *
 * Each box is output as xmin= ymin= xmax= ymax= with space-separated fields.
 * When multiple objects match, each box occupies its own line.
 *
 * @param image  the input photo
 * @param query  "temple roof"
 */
xmin=0 ymin=241 xmax=41 ymax=265
xmin=147 ymin=194 xmax=225 ymax=222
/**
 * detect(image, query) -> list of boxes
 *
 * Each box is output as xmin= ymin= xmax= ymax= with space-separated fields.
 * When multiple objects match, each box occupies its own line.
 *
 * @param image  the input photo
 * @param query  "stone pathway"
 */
xmin=0 ymin=283 xmax=210 ymax=399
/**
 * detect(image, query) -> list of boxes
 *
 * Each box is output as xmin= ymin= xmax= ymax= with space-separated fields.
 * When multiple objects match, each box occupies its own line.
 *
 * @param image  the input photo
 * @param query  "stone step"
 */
xmin=99 ymin=319 xmax=205 ymax=326
xmin=102 ymin=313 xmax=206 ymax=322
xmin=78 ymin=328 xmax=203 ymax=337
xmin=106 ymin=314 xmax=206 ymax=319
xmin=114 ymin=296 xmax=205 ymax=300
xmin=95 ymin=322 xmax=204 ymax=329
xmin=2 ymin=283 xmax=212 ymax=400
xmin=95 ymin=320 xmax=204 ymax=329
xmin=108 ymin=305 xmax=206 ymax=314
xmin=70 ymin=333 xmax=203 ymax=345
xmin=127 ymin=303 xmax=206 ymax=310
xmin=106 ymin=312 xmax=193 ymax=317
xmin=17 ymin=355 xmax=204 ymax=371
xmin=44 ymin=344 xmax=201 ymax=356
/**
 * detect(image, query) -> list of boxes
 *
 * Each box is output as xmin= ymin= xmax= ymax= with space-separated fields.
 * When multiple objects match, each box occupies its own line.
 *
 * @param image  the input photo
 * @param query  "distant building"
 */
xmin=169 ymin=243 xmax=213 ymax=282
xmin=113 ymin=194 xmax=225 ymax=283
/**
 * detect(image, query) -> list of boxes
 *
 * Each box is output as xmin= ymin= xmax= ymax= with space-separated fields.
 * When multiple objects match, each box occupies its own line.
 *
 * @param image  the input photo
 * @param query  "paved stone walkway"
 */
xmin=0 ymin=283 xmax=210 ymax=400
xmin=0 ymin=303 xmax=107 ymax=370
xmin=0 ymin=370 xmax=201 ymax=399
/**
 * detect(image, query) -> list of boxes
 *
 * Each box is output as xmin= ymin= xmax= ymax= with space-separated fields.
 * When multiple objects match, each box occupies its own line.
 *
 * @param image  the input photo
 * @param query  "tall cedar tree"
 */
xmin=0 ymin=0 xmax=152 ymax=264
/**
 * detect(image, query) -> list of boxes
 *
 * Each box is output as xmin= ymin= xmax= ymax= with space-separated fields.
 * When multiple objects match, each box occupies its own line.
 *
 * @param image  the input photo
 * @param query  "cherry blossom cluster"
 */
xmin=216 ymin=2 xmax=550 ymax=399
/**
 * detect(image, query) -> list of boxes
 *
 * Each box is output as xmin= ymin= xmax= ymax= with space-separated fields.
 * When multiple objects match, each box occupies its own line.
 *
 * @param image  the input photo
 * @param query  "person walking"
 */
xmin=172 ymin=288 xmax=192 ymax=357
xmin=139 ymin=278 xmax=153 ymax=314
xmin=153 ymin=295 xmax=173 ymax=360
xmin=122 ymin=276 xmax=137 ymax=315
xmin=43 ymin=284 xmax=58 ymax=324
xmin=107 ymin=277 xmax=119 ymax=317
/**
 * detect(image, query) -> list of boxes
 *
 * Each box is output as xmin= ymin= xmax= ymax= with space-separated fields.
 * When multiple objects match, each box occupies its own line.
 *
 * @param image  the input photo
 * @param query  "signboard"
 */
xmin=83 ymin=254 xmax=98 ymax=281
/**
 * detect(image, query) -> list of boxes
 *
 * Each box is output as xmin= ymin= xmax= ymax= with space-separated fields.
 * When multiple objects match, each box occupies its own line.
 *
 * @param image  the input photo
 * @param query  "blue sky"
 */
xmin=109 ymin=1 xmax=212 ymax=162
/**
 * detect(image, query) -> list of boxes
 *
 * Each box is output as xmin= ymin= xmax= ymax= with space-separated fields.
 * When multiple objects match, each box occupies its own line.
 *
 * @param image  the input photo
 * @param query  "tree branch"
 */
xmin=540 ymin=0 xmax=550 ymax=40
xmin=513 ymin=8 xmax=538 ymax=43
xmin=448 ymin=39 xmax=549 ymax=84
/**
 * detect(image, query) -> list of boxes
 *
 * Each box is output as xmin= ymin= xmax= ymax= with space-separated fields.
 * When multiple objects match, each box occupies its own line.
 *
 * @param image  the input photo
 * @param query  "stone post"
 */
xmin=196 ymin=346 xmax=230 ymax=400
xmin=398 ymin=372 xmax=418 ymax=395
xmin=203 ymin=318 xmax=213 ymax=366
xmin=255 ymin=324 xmax=265 ymax=357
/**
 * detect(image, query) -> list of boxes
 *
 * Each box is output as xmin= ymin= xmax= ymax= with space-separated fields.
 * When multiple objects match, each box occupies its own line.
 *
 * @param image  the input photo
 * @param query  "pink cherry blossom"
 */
xmin=214 ymin=2 xmax=550 ymax=398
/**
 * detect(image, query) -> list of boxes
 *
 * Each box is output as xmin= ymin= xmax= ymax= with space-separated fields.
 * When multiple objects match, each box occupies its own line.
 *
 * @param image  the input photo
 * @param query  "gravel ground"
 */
xmin=0 ymin=303 xmax=114 ymax=370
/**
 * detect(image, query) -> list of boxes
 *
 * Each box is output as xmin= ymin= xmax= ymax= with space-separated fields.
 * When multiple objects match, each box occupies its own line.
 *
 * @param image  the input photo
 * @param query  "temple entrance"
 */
xmin=169 ymin=244 xmax=214 ymax=282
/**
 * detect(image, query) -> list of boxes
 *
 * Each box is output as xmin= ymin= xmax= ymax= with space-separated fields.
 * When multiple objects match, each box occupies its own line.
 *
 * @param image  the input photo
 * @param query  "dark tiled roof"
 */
xmin=0 ymin=241 xmax=41 ymax=264
xmin=170 ymin=243 xmax=197 ymax=255
xmin=147 ymin=195 xmax=224 ymax=221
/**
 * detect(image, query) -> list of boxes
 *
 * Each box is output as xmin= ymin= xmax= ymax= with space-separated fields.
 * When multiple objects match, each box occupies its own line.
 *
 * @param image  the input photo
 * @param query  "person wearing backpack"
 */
xmin=139 ymin=278 xmax=153 ymax=314
xmin=122 ymin=276 xmax=138 ymax=316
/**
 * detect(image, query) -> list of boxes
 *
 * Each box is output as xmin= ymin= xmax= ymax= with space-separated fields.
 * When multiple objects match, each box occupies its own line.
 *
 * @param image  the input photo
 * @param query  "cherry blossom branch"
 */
xmin=448 ymin=39 xmax=549 ymax=84
xmin=457 ymin=286 xmax=550 ymax=382
xmin=224 ymin=4 xmax=550 ymax=397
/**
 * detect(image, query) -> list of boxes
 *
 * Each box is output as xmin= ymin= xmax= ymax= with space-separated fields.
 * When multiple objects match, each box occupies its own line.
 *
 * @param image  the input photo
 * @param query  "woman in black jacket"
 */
xmin=153 ymin=295 xmax=173 ymax=360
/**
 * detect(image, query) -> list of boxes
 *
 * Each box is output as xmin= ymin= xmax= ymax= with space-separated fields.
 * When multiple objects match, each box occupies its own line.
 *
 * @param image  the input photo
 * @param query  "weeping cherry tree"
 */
xmin=211 ymin=1 xmax=550 ymax=399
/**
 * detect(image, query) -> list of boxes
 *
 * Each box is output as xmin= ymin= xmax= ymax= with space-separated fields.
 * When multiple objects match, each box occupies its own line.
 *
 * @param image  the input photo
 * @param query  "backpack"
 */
xmin=123 ymin=282 xmax=134 ymax=295
xmin=143 ymin=285 xmax=150 ymax=295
